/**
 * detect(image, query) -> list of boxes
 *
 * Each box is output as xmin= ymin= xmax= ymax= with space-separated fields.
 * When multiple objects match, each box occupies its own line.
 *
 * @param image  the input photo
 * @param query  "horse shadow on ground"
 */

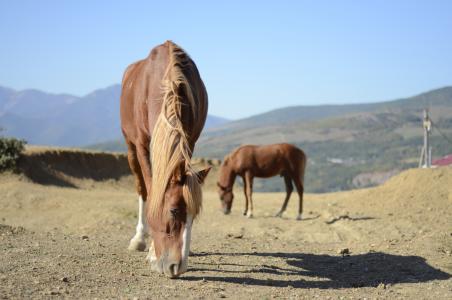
xmin=261 ymin=214 xmax=322 ymax=221
xmin=185 ymin=251 xmax=451 ymax=288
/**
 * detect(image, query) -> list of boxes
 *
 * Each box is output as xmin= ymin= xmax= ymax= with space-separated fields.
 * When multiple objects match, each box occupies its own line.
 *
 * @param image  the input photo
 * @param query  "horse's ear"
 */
xmin=196 ymin=166 xmax=211 ymax=184
xmin=171 ymin=160 xmax=186 ymax=184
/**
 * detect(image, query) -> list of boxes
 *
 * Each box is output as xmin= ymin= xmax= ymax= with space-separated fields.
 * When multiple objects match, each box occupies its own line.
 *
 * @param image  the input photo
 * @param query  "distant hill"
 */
xmin=195 ymin=86 xmax=452 ymax=192
xmin=199 ymin=87 xmax=452 ymax=155
xmin=0 ymin=85 xmax=228 ymax=146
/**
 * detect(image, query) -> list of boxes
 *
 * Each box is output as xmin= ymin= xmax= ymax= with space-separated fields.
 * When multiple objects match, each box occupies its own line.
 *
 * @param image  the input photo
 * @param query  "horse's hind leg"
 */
xmin=127 ymin=143 xmax=148 ymax=251
xmin=244 ymin=172 xmax=254 ymax=218
xmin=242 ymin=175 xmax=249 ymax=216
xmin=293 ymin=176 xmax=304 ymax=221
xmin=275 ymin=174 xmax=293 ymax=217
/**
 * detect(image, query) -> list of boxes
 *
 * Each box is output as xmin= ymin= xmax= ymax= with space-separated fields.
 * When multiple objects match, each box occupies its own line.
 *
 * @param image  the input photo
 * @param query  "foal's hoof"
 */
xmin=275 ymin=211 xmax=283 ymax=218
xmin=246 ymin=212 xmax=253 ymax=219
xmin=296 ymin=214 xmax=302 ymax=221
xmin=243 ymin=211 xmax=248 ymax=216
xmin=128 ymin=239 xmax=146 ymax=252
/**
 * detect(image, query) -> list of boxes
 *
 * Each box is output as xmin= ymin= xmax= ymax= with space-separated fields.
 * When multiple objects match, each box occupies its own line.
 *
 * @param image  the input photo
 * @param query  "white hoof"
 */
xmin=296 ymin=214 xmax=302 ymax=221
xmin=246 ymin=212 xmax=253 ymax=219
xmin=128 ymin=238 xmax=146 ymax=251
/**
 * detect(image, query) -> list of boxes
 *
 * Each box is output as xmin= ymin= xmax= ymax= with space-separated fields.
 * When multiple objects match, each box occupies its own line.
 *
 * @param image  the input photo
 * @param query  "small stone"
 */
xmin=81 ymin=235 xmax=89 ymax=240
xmin=337 ymin=248 xmax=350 ymax=256
xmin=61 ymin=277 xmax=69 ymax=283
xmin=377 ymin=283 xmax=386 ymax=289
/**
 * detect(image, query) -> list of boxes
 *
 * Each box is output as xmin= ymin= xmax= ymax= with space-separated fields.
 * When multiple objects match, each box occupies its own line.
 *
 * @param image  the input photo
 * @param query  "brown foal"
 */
xmin=217 ymin=143 xmax=307 ymax=220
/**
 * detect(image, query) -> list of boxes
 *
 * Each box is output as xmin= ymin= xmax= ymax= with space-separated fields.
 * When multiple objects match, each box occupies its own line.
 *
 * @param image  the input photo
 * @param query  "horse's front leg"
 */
xmin=126 ymin=143 xmax=149 ymax=251
xmin=128 ymin=195 xmax=148 ymax=251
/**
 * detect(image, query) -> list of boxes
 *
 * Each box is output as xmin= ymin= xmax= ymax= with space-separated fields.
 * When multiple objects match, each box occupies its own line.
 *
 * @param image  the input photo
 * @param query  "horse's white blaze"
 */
xmin=180 ymin=214 xmax=193 ymax=273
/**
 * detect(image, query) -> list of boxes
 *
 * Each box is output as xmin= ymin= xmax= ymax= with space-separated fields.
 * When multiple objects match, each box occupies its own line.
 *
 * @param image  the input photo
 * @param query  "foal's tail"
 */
xmin=299 ymin=149 xmax=307 ymax=186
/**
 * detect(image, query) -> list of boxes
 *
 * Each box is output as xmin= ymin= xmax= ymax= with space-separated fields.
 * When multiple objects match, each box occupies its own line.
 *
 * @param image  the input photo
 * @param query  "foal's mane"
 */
xmin=223 ymin=146 xmax=243 ymax=164
xmin=148 ymin=41 xmax=202 ymax=219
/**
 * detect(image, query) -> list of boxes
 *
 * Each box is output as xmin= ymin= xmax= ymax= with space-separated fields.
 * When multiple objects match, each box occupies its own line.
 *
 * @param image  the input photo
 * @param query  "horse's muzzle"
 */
xmin=147 ymin=249 xmax=187 ymax=278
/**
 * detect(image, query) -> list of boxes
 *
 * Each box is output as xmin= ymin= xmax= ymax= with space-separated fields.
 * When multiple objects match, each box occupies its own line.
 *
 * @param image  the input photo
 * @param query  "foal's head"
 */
xmin=217 ymin=182 xmax=234 ymax=214
xmin=147 ymin=161 xmax=210 ymax=278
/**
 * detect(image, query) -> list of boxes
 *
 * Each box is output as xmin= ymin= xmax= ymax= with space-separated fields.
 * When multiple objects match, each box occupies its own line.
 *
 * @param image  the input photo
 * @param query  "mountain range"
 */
xmin=0 ymin=85 xmax=228 ymax=146
xmin=1 ymin=83 xmax=451 ymax=192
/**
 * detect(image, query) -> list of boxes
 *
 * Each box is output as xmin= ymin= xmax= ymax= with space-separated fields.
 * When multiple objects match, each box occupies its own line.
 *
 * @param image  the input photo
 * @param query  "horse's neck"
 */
xmin=221 ymin=166 xmax=236 ymax=188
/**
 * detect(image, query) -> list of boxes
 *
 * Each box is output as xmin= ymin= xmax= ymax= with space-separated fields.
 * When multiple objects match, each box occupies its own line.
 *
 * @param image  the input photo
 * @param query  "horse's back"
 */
xmin=232 ymin=143 xmax=306 ymax=177
xmin=120 ymin=42 xmax=171 ymax=144
xmin=120 ymin=41 xmax=207 ymax=147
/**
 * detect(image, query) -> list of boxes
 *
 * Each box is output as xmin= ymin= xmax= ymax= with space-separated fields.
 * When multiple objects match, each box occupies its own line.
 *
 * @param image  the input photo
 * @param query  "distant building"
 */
xmin=432 ymin=154 xmax=452 ymax=167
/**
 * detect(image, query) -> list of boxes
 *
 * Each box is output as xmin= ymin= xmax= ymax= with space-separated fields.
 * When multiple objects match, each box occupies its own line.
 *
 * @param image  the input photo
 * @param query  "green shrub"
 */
xmin=0 ymin=137 xmax=26 ymax=171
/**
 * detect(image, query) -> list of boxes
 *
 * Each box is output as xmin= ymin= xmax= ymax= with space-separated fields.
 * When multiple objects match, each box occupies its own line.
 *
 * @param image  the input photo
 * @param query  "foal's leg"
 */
xmin=293 ymin=176 xmax=304 ymax=220
xmin=275 ymin=174 xmax=293 ymax=217
xmin=242 ymin=175 xmax=249 ymax=216
xmin=245 ymin=172 xmax=254 ymax=218
xmin=127 ymin=143 xmax=149 ymax=251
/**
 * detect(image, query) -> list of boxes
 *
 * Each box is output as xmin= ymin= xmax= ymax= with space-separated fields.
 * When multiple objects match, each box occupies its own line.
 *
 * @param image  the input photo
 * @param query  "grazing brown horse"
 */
xmin=120 ymin=41 xmax=210 ymax=278
xmin=217 ymin=143 xmax=307 ymax=220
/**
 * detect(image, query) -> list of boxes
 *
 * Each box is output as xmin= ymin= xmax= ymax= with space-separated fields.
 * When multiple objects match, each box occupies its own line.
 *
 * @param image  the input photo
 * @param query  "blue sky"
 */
xmin=1 ymin=1 xmax=451 ymax=119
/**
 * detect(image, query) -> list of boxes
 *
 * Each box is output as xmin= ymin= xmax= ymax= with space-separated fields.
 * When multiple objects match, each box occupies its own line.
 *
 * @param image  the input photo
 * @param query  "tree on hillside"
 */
xmin=0 ymin=127 xmax=26 ymax=171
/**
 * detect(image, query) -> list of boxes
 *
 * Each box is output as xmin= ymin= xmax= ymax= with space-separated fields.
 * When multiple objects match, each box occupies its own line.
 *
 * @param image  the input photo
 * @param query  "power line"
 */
xmin=431 ymin=121 xmax=452 ymax=147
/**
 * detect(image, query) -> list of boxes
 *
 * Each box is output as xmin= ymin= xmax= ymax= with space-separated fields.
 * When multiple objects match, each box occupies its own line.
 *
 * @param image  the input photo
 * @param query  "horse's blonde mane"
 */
xmin=148 ymin=41 xmax=202 ymax=219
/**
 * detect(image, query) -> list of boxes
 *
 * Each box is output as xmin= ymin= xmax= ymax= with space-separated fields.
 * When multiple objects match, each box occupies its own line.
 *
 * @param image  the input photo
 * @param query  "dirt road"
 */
xmin=1 ymin=167 xmax=451 ymax=299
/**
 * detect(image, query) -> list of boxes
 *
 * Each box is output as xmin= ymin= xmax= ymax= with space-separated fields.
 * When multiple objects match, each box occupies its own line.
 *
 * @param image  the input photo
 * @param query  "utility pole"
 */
xmin=419 ymin=109 xmax=432 ymax=168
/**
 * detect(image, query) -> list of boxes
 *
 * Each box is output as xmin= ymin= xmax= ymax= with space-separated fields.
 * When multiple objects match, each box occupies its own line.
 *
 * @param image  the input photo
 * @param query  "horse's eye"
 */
xmin=170 ymin=208 xmax=179 ymax=217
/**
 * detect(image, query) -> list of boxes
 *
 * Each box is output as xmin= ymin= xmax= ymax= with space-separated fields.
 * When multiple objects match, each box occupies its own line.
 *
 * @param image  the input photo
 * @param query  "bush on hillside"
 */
xmin=0 ymin=136 xmax=26 ymax=171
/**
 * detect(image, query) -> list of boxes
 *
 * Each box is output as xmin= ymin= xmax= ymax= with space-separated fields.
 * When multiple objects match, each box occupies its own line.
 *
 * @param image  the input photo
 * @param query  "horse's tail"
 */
xmin=149 ymin=41 xmax=203 ymax=219
xmin=299 ymin=149 xmax=307 ymax=186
